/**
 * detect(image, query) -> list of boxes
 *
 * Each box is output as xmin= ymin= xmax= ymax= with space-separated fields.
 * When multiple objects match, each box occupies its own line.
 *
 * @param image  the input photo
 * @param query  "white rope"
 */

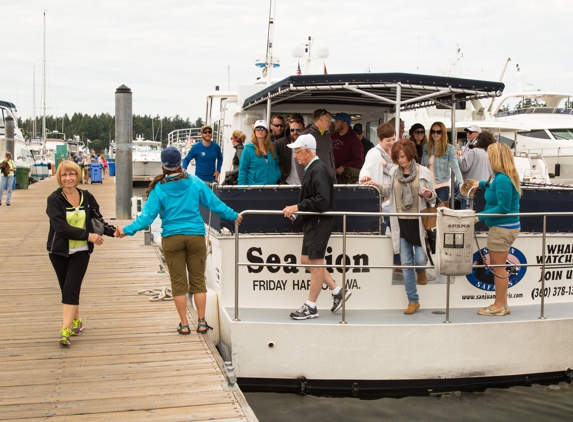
xmin=137 ymin=286 xmax=174 ymax=301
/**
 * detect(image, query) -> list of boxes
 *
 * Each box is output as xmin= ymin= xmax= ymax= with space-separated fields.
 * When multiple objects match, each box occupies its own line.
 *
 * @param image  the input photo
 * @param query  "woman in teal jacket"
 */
xmin=119 ymin=147 xmax=242 ymax=334
xmin=238 ymin=120 xmax=281 ymax=185
xmin=472 ymin=143 xmax=521 ymax=317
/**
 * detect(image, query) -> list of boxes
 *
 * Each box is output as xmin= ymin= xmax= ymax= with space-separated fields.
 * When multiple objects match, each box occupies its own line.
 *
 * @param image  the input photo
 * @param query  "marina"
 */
xmin=0 ymin=176 xmax=257 ymax=421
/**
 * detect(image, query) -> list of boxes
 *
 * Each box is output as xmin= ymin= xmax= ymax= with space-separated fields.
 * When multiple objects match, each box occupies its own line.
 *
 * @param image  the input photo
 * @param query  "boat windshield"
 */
xmin=548 ymin=129 xmax=573 ymax=140
xmin=134 ymin=144 xmax=160 ymax=152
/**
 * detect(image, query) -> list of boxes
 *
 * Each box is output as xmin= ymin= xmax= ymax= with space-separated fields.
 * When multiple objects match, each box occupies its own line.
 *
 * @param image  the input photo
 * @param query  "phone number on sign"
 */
xmin=531 ymin=286 xmax=573 ymax=300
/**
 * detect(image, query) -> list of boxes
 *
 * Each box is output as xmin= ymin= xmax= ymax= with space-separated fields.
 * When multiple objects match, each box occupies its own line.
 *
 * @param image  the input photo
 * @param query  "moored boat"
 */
xmin=132 ymin=135 xmax=162 ymax=182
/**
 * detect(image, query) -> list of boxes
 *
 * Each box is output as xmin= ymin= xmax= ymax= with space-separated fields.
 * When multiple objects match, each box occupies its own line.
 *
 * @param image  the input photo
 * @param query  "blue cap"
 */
xmin=161 ymin=146 xmax=182 ymax=170
xmin=333 ymin=112 xmax=352 ymax=125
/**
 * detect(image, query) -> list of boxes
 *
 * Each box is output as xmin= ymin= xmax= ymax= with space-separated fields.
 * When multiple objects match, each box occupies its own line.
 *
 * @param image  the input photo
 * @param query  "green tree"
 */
xmin=514 ymin=98 xmax=547 ymax=110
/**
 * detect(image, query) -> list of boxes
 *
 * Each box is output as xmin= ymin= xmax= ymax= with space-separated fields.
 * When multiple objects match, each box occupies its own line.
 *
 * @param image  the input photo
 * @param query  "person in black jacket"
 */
xmin=282 ymin=134 xmax=351 ymax=320
xmin=275 ymin=119 xmax=305 ymax=184
xmin=223 ymin=130 xmax=245 ymax=185
xmin=47 ymin=160 xmax=119 ymax=345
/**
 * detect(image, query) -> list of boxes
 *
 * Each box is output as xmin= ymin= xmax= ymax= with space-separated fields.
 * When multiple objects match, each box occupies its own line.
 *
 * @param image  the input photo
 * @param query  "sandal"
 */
xmin=197 ymin=318 xmax=213 ymax=334
xmin=177 ymin=323 xmax=191 ymax=335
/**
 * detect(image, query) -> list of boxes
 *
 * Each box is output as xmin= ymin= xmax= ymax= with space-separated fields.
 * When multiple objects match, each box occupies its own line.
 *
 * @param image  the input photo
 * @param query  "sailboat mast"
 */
xmin=33 ymin=66 xmax=36 ymax=139
xmin=42 ymin=11 xmax=46 ymax=144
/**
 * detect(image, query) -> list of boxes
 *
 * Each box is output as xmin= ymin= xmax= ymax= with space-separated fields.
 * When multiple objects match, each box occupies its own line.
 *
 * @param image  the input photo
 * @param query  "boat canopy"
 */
xmin=242 ymin=73 xmax=505 ymax=112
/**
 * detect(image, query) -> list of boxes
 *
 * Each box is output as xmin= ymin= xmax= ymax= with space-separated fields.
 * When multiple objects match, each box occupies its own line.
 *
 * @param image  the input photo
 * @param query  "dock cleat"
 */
xmin=331 ymin=291 xmax=352 ymax=313
xmin=290 ymin=303 xmax=319 ymax=320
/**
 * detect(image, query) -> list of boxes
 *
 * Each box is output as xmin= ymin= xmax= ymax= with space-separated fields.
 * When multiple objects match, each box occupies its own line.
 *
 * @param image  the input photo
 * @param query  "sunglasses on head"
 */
xmin=317 ymin=109 xmax=330 ymax=118
xmin=430 ymin=130 xmax=442 ymax=135
xmin=290 ymin=128 xmax=302 ymax=133
xmin=413 ymin=130 xmax=425 ymax=135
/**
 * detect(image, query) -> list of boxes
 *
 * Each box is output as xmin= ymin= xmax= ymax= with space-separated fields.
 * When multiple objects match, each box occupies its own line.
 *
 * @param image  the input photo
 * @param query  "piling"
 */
xmin=115 ymin=84 xmax=133 ymax=219
xmin=5 ymin=115 xmax=14 ymax=157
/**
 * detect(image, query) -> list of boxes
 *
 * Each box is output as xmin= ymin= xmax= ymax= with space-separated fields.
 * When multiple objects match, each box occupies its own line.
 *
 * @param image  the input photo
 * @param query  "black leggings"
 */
xmin=49 ymin=252 xmax=90 ymax=305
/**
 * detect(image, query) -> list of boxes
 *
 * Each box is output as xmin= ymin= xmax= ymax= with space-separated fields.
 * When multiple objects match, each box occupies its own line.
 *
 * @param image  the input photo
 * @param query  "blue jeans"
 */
xmin=0 ymin=175 xmax=14 ymax=203
xmin=435 ymin=186 xmax=449 ymax=203
xmin=400 ymin=237 xmax=427 ymax=303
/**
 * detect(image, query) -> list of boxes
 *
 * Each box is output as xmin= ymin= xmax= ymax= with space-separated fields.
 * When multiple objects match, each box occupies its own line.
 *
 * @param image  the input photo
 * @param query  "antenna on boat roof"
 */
xmin=256 ymin=0 xmax=280 ymax=86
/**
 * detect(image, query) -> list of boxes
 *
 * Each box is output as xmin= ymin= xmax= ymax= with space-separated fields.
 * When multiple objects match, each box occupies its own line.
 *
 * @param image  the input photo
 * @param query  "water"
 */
xmin=245 ymin=383 xmax=573 ymax=421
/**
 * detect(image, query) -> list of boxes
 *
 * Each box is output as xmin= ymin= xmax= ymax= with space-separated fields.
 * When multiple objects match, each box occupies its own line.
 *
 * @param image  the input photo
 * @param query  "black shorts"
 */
xmin=301 ymin=217 xmax=333 ymax=260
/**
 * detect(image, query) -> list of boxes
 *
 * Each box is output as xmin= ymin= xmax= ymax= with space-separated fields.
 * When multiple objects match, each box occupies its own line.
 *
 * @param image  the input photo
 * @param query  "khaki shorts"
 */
xmin=162 ymin=234 xmax=207 ymax=296
xmin=487 ymin=226 xmax=520 ymax=252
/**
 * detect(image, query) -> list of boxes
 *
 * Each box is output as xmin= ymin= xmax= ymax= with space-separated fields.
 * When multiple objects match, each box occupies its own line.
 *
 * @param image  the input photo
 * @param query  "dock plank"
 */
xmin=0 ymin=176 xmax=256 ymax=421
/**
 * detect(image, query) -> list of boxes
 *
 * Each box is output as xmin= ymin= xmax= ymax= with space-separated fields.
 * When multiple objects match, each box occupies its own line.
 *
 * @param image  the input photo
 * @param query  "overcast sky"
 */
xmin=3 ymin=0 xmax=573 ymax=123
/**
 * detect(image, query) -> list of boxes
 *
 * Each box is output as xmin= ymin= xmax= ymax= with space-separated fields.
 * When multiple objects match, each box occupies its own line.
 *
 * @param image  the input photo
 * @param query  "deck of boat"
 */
xmin=0 ymin=175 xmax=257 ymax=421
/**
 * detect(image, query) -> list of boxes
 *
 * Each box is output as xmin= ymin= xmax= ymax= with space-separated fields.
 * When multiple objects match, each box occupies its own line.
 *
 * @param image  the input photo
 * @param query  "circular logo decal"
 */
xmin=465 ymin=246 xmax=527 ymax=291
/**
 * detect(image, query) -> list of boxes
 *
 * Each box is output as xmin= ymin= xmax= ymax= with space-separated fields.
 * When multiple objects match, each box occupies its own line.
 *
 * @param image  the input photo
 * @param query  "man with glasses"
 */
xmin=282 ymin=134 xmax=351 ymax=320
xmin=354 ymin=123 xmax=374 ymax=161
xmin=270 ymin=115 xmax=286 ymax=143
xmin=275 ymin=119 xmax=306 ymax=184
xmin=463 ymin=125 xmax=482 ymax=153
xmin=182 ymin=124 xmax=223 ymax=182
xmin=301 ymin=109 xmax=336 ymax=182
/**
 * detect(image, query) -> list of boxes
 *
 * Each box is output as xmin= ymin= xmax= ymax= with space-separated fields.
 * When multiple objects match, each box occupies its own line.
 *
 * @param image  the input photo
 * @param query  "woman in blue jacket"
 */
xmin=238 ymin=120 xmax=281 ymax=185
xmin=472 ymin=143 xmax=521 ymax=316
xmin=119 ymin=147 xmax=242 ymax=334
xmin=421 ymin=121 xmax=463 ymax=203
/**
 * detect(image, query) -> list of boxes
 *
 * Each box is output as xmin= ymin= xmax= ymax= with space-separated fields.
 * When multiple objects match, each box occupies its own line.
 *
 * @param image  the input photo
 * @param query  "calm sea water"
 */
xmin=245 ymin=383 xmax=573 ymax=421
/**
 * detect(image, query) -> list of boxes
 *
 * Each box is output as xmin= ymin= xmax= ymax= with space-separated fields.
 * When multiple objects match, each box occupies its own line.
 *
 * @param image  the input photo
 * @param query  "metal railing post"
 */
xmin=234 ymin=217 xmax=241 ymax=321
xmin=340 ymin=215 xmax=348 ymax=324
xmin=444 ymin=276 xmax=451 ymax=324
xmin=539 ymin=215 xmax=547 ymax=320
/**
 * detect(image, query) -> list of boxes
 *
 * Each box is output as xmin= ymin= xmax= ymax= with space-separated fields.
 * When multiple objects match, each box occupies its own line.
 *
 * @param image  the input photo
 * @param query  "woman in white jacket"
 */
xmin=381 ymin=140 xmax=436 ymax=315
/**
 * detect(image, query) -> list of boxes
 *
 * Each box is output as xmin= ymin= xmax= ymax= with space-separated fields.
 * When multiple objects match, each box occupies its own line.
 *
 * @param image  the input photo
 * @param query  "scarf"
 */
xmin=396 ymin=161 xmax=418 ymax=211
xmin=377 ymin=146 xmax=392 ymax=172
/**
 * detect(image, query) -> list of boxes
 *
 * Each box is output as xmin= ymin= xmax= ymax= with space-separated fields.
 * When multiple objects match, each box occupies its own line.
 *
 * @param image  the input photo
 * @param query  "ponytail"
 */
xmin=146 ymin=166 xmax=182 ymax=197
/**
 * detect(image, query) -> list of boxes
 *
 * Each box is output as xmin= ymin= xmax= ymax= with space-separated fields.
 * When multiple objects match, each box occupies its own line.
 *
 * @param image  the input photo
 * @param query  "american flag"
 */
xmin=296 ymin=61 xmax=302 ymax=75
xmin=87 ymin=139 xmax=91 ymax=144
xmin=323 ymin=63 xmax=328 ymax=75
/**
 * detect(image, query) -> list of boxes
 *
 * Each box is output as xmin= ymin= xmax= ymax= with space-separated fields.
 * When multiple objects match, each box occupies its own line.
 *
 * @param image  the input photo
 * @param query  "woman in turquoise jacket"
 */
xmin=472 ymin=143 xmax=521 ymax=316
xmin=119 ymin=147 xmax=242 ymax=334
xmin=238 ymin=120 xmax=281 ymax=185
xmin=421 ymin=121 xmax=463 ymax=203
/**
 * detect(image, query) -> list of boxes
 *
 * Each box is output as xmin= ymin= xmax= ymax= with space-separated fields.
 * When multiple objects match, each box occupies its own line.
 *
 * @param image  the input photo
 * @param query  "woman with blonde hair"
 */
xmin=47 ymin=160 xmax=118 ymax=345
xmin=472 ymin=143 xmax=522 ymax=316
xmin=421 ymin=121 xmax=463 ymax=203
xmin=238 ymin=120 xmax=281 ymax=185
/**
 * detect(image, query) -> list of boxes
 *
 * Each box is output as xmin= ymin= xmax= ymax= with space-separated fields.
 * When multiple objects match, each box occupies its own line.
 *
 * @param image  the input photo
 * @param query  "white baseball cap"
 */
xmin=287 ymin=134 xmax=316 ymax=150
xmin=465 ymin=125 xmax=482 ymax=133
xmin=254 ymin=120 xmax=269 ymax=130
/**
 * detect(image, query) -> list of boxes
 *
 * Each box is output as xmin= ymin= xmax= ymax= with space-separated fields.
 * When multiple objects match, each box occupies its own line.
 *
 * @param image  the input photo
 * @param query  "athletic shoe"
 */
xmin=59 ymin=327 xmax=73 ymax=345
xmin=331 ymin=290 xmax=352 ymax=313
xmin=71 ymin=318 xmax=84 ymax=336
xmin=290 ymin=303 xmax=319 ymax=320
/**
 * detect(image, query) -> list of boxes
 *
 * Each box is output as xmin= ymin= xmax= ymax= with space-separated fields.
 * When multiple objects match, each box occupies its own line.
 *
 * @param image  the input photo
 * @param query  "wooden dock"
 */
xmin=0 ymin=175 xmax=257 ymax=421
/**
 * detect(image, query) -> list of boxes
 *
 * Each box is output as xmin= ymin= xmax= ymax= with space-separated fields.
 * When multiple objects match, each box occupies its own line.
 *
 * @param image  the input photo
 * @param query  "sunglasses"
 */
xmin=290 ymin=128 xmax=302 ymax=133
xmin=203 ymin=131 xmax=212 ymax=135
xmin=413 ymin=130 xmax=425 ymax=135
xmin=430 ymin=130 xmax=442 ymax=135
xmin=272 ymin=123 xmax=285 ymax=128
xmin=317 ymin=109 xmax=330 ymax=118
xmin=255 ymin=127 xmax=267 ymax=132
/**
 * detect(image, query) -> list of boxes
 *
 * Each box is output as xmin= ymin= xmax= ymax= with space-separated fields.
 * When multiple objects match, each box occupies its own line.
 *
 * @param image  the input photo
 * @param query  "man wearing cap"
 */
xmin=331 ymin=112 xmax=364 ymax=184
xmin=182 ymin=125 xmax=223 ymax=182
xmin=275 ymin=119 xmax=306 ymax=184
xmin=301 ymin=109 xmax=336 ymax=182
xmin=270 ymin=115 xmax=286 ymax=143
xmin=463 ymin=125 xmax=482 ymax=153
xmin=282 ymin=134 xmax=351 ymax=320
xmin=354 ymin=123 xmax=374 ymax=161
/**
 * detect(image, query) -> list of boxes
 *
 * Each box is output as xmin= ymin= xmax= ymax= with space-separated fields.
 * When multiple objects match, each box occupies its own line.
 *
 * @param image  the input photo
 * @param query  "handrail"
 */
xmin=231 ymin=208 xmax=573 ymax=323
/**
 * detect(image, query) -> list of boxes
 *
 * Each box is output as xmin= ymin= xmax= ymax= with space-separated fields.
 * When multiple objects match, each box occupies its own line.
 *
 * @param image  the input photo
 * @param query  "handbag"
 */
xmin=91 ymin=217 xmax=105 ymax=235
xmin=420 ymin=200 xmax=450 ymax=263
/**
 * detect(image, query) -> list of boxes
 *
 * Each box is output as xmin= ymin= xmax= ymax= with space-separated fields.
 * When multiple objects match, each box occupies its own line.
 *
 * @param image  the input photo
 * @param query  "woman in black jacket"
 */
xmin=47 ymin=160 xmax=118 ymax=345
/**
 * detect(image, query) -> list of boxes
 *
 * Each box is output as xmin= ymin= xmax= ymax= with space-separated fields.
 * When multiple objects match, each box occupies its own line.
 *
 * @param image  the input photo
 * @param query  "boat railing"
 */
xmin=495 ymin=107 xmax=573 ymax=118
xmin=167 ymin=127 xmax=220 ymax=147
xmin=232 ymin=209 xmax=573 ymax=324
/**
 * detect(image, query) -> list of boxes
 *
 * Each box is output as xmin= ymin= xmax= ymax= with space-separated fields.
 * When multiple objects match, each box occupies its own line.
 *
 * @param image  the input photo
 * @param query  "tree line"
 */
xmin=17 ymin=113 xmax=205 ymax=153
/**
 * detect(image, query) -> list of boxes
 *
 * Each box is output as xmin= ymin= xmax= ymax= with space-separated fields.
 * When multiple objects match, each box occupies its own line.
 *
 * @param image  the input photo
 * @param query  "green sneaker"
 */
xmin=71 ymin=319 xmax=84 ymax=336
xmin=59 ymin=327 xmax=73 ymax=345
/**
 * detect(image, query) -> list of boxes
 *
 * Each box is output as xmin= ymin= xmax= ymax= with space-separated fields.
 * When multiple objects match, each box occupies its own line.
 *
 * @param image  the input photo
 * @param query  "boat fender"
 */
xmin=192 ymin=287 xmax=220 ymax=344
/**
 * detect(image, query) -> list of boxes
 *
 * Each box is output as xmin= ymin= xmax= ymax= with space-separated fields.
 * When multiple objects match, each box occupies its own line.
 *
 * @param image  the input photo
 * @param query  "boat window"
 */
xmin=518 ymin=130 xmax=551 ymax=140
xmin=0 ymin=108 xmax=5 ymax=128
xmin=548 ymin=129 xmax=573 ymax=140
